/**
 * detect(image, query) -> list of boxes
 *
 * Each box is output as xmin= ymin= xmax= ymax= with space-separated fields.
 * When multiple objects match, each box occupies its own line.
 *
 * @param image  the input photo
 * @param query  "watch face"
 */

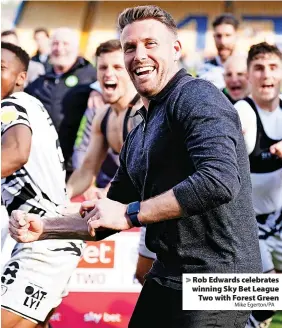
xmin=128 ymin=202 xmax=140 ymax=215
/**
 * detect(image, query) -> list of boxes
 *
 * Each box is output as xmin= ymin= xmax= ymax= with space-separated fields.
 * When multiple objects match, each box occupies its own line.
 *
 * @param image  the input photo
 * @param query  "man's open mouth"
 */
xmin=261 ymin=84 xmax=274 ymax=90
xmin=104 ymin=81 xmax=117 ymax=91
xmin=134 ymin=66 xmax=155 ymax=76
xmin=230 ymin=85 xmax=242 ymax=92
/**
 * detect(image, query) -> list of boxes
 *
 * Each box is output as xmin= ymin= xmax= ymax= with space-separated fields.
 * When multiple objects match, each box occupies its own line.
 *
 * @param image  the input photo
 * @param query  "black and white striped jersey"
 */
xmin=235 ymin=97 xmax=282 ymax=215
xmin=1 ymin=92 xmax=67 ymax=217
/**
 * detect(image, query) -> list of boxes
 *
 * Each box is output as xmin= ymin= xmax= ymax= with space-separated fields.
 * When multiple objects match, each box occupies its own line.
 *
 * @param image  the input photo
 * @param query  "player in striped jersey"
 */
xmin=1 ymin=42 xmax=84 ymax=328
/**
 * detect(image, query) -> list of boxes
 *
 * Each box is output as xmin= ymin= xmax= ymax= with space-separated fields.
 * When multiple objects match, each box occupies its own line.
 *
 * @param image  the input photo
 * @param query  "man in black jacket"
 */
xmin=26 ymin=27 xmax=97 ymax=178
xmin=10 ymin=6 xmax=262 ymax=328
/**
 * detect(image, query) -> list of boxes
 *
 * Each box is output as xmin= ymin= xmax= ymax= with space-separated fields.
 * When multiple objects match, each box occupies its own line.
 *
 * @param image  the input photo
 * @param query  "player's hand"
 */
xmin=87 ymin=90 xmax=105 ymax=110
xmin=83 ymin=186 xmax=107 ymax=201
xmin=270 ymin=141 xmax=282 ymax=158
xmin=85 ymin=198 xmax=132 ymax=236
xmin=79 ymin=190 xmax=104 ymax=218
xmin=9 ymin=210 xmax=43 ymax=243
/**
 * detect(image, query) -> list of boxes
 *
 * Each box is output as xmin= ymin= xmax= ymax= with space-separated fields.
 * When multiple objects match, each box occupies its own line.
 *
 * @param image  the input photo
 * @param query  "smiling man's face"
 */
xmin=121 ymin=19 xmax=181 ymax=98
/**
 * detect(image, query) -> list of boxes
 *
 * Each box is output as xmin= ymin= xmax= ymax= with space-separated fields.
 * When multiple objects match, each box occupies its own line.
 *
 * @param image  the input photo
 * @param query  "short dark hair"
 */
xmin=247 ymin=42 xmax=282 ymax=68
xmin=1 ymin=30 xmax=18 ymax=38
xmin=34 ymin=27 xmax=49 ymax=38
xmin=117 ymin=5 xmax=177 ymax=36
xmin=212 ymin=14 xmax=239 ymax=30
xmin=1 ymin=42 xmax=30 ymax=71
xmin=95 ymin=39 xmax=122 ymax=57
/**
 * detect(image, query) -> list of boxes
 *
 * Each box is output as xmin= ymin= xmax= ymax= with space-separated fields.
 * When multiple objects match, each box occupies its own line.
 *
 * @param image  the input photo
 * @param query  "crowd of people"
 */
xmin=1 ymin=4 xmax=282 ymax=328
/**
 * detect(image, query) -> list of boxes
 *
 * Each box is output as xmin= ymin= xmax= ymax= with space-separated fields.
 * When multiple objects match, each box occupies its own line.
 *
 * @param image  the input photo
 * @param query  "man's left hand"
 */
xmin=84 ymin=198 xmax=132 ymax=236
xmin=270 ymin=141 xmax=282 ymax=158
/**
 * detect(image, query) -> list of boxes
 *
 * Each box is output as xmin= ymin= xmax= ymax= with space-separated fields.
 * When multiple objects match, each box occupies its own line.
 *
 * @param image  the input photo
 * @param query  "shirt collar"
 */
xmin=148 ymin=68 xmax=189 ymax=103
xmin=133 ymin=68 xmax=189 ymax=119
xmin=215 ymin=56 xmax=223 ymax=67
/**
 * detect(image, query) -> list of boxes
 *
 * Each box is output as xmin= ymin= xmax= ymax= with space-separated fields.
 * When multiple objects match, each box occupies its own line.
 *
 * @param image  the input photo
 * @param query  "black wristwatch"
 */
xmin=126 ymin=201 xmax=142 ymax=227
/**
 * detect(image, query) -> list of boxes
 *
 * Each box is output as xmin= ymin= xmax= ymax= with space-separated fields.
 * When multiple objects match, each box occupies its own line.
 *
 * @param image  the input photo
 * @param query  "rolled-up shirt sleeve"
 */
xmin=172 ymin=79 xmax=242 ymax=216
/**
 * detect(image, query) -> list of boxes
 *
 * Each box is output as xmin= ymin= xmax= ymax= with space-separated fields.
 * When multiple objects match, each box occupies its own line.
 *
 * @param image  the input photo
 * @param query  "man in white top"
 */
xmin=1 ymin=42 xmax=83 ymax=328
xmin=234 ymin=42 xmax=282 ymax=328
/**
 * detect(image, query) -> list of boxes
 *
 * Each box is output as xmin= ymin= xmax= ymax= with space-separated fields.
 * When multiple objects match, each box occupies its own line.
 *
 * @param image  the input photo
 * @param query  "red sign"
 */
xmin=78 ymin=241 xmax=115 ymax=269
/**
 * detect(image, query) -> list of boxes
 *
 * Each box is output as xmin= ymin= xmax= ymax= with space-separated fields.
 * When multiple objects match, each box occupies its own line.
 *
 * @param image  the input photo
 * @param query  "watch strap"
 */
xmin=128 ymin=212 xmax=142 ymax=227
xmin=127 ymin=201 xmax=142 ymax=227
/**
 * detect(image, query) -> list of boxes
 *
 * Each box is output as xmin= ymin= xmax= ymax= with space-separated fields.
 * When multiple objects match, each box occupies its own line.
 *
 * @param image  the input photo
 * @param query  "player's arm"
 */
xmin=1 ymin=124 xmax=32 ymax=178
xmin=87 ymin=89 xmax=106 ymax=112
xmin=9 ymin=209 xmax=113 ymax=242
xmin=234 ymin=100 xmax=257 ymax=154
xmin=10 ymin=210 xmax=91 ymax=241
xmin=66 ymin=111 xmax=108 ymax=198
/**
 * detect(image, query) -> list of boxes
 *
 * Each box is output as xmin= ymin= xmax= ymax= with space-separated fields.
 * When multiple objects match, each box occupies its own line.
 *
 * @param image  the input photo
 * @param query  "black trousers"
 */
xmin=129 ymin=279 xmax=250 ymax=328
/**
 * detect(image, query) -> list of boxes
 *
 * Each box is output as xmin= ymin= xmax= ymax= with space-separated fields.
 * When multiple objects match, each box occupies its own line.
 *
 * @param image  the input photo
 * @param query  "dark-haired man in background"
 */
xmin=198 ymin=13 xmax=239 ymax=89
xmin=32 ymin=27 xmax=52 ymax=72
xmin=66 ymin=39 xmax=142 ymax=200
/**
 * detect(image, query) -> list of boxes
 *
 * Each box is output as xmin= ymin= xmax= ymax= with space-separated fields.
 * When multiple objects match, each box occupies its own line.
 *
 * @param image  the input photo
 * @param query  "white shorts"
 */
xmin=258 ymin=210 xmax=282 ymax=272
xmin=1 ymin=205 xmax=10 ymax=249
xmin=1 ymin=235 xmax=16 ymax=273
xmin=1 ymin=239 xmax=85 ymax=323
xmin=1 ymin=206 xmax=17 ymax=271
xmin=138 ymin=226 xmax=156 ymax=260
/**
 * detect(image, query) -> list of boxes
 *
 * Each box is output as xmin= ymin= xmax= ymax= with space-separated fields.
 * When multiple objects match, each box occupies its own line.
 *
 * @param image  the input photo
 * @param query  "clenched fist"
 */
xmin=9 ymin=210 xmax=43 ymax=243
